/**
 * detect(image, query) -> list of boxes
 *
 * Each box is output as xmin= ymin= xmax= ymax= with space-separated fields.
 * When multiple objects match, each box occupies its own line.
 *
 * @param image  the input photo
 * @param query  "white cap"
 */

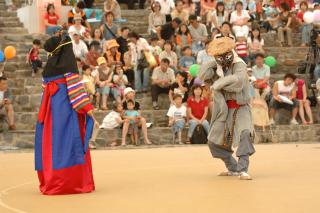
xmin=236 ymin=31 xmax=245 ymax=38
xmin=124 ymin=87 xmax=135 ymax=96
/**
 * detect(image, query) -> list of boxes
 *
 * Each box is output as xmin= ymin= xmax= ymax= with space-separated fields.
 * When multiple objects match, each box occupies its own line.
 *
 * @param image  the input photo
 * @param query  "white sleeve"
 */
xmin=230 ymin=12 xmax=236 ymax=24
xmin=244 ymin=10 xmax=250 ymax=19
xmin=181 ymin=106 xmax=187 ymax=117
xmin=247 ymin=37 xmax=252 ymax=44
xmin=167 ymin=106 xmax=174 ymax=117
xmin=261 ymin=38 xmax=264 ymax=46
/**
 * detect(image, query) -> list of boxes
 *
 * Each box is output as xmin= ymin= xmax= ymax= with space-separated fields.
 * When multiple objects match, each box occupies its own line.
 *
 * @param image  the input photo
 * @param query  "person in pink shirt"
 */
xmin=296 ymin=79 xmax=314 ymax=124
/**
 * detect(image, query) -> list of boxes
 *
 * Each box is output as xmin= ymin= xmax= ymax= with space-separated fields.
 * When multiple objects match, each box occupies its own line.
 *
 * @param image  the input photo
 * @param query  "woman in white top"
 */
xmin=230 ymin=1 xmax=250 ymax=38
xmin=68 ymin=14 xmax=86 ymax=39
xmin=148 ymin=1 xmax=166 ymax=35
xmin=157 ymin=0 xmax=175 ymax=22
xmin=159 ymin=41 xmax=178 ymax=70
xmin=210 ymin=2 xmax=229 ymax=37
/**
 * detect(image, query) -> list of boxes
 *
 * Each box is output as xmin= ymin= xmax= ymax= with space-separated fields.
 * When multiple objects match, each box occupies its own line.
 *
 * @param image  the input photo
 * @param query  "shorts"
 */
xmin=269 ymin=98 xmax=299 ymax=111
xmin=128 ymin=123 xmax=138 ymax=134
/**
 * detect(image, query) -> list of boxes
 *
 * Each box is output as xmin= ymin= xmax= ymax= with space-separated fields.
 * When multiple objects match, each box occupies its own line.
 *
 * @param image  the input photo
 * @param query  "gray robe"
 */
xmin=198 ymin=60 xmax=254 ymax=148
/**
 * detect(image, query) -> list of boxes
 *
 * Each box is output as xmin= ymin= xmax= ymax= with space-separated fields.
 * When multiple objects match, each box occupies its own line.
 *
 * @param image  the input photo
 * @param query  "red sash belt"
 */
xmin=227 ymin=100 xmax=242 ymax=109
xmin=38 ymin=78 xmax=66 ymax=123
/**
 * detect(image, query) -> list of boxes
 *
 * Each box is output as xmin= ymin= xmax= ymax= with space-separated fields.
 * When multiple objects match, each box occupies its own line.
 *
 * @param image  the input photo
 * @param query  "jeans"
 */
xmin=191 ymin=42 xmax=204 ymax=55
xmin=172 ymin=119 xmax=186 ymax=134
xmin=314 ymin=64 xmax=320 ymax=81
xmin=134 ymin=66 xmax=149 ymax=92
xmin=188 ymin=119 xmax=209 ymax=138
xmin=301 ymin=24 xmax=313 ymax=45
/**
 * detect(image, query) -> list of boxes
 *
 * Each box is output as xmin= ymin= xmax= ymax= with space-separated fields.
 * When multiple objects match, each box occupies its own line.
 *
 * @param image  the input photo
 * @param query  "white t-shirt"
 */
xmin=68 ymin=25 xmax=86 ymax=38
xmin=100 ymin=111 xmax=121 ymax=129
xmin=0 ymin=91 xmax=4 ymax=102
xmin=157 ymin=0 xmax=175 ymax=15
xmin=247 ymin=37 xmax=264 ymax=48
xmin=72 ymin=40 xmax=88 ymax=59
xmin=230 ymin=10 xmax=250 ymax=24
xmin=167 ymin=105 xmax=187 ymax=120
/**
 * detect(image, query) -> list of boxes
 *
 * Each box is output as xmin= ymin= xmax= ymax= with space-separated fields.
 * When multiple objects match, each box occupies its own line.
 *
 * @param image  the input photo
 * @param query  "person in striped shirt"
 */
xmin=235 ymin=31 xmax=249 ymax=64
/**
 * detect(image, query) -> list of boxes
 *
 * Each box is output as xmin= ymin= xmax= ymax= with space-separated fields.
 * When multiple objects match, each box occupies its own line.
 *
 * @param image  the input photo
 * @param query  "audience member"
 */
xmin=179 ymin=46 xmax=196 ymax=73
xmin=277 ymin=3 xmax=293 ymax=47
xmin=151 ymin=58 xmax=176 ymax=110
xmin=230 ymin=1 xmax=250 ymax=38
xmin=235 ymin=32 xmax=249 ymax=64
xmin=150 ymin=37 xmax=162 ymax=65
xmin=214 ymin=21 xmax=235 ymax=40
xmin=160 ymin=41 xmax=178 ymax=70
xmin=188 ymin=15 xmax=208 ymax=55
xmin=275 ymin=0 xmax=295 ymax=11
xmin=296 ymin=79 xmax=314 ymax=124
xmin=172 ymin=0 xmax=189 ymax=23
xmin=148 ymin=1 xmax=166 ymax=36
xmin=169 ymin=71 xmax=189 ymax=104
xmin=210 ymin=2 xmax=229 ymax=38
xmin=82 ymin=64 xmax=96 ymax=103
xmin=5 ymin=0 xmax=16 ymax=11
xmin=0 ymin=77 xmax=15 ymax=130
xmin=117 ymin=27 xmax=130 ymax=64
xmin=90 ymin=29 xmax=104 ymax=49
xmin=167 ymin=94 xmax=187 ymax=144
xmin=269 ymin=73 xmax=299 ymax=125
xmin=72 ymin=33 xmax=88 ymax=62
xmin=123 ymin=46 xmax=135 ymax=88
xmin=26 ymin=39 xmax=42 ymax=77
xmin=85 ymin=41 xmax=101 ymax=68
xmin=100 ymin=12 xmax=119 ymax=41
xmin=160 ymin=18 xmax=182 ymax=42
xmin=123 ymin=100 xmax=140 ymax=145
xmin=68 ymin=14 xmax=87 ymax=38
xmin=103 ymin=39 xmax=122 ymax=67
xmin=113 ymin=65 xmax=129 ymax=101
xmin=297 ymin=1 xmax=312 ymax=46
xmin=252 ymin=53 xmax=271 ymax=100
xmin=44 ymin=4 xmax=61 ymax=36
xmin=157 ymin=0 xmax=175 ymax=22
xmin=68 ymin=1 xmax=91 ymax=31
xmin=263 ymin=0 xmax=279 ymax=31
xmin=248 ymin=27 xmax=265 ymax=64
xmin=122 ymin=88 xmax=152 ymax=145
xmin=187 ymin=85 xmax=209 ymax=143
xmin=176 ymin=24 xmax=193 ymax=55
xmin=197 ymin=41 xmax=215 ymax=64
xmin=104 ymin=0 xmax=122 ymax=19
xmin=182 ymin=0 xmax=196 ymax=16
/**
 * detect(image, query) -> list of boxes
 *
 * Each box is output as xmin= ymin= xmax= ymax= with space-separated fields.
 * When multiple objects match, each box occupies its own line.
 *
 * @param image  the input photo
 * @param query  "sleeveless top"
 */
xmin=98 ymin=68 xmax=111 ymax=81
xmin=277 ymin=80 xmax=294 ymax=97
xmin=296 ymin=79 xmax=304 ymax=100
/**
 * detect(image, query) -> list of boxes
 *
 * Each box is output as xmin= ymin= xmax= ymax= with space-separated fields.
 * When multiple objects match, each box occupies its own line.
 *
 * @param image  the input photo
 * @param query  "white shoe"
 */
xmin=218 ymin=171 xmax=239 ymax=176
xmin=290 ymin=119 xmax=299 ymax=125
xmin=269 ymin=119 xmax=275 ymax=125
xmin=239 ymin=172 xmax=252 ymax=180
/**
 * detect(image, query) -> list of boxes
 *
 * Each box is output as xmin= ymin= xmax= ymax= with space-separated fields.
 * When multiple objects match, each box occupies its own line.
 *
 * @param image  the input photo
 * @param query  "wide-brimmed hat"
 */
xmin=73 ymin=14 xmax=82 ymax=21
xmin=124 ymin=87 xmax=135 ymax=96
xmin=207 ymin=37 xmax=236 ymax=56
xmin=105 ymin=39 xmax=120 ymax=49
xmin=97 ymin=57 xmax=107 ymax=65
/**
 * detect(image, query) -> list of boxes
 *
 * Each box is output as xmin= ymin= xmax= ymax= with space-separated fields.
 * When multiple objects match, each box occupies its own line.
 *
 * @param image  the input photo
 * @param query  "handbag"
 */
xmin=255 ymin=79 xmax=268 ymax=89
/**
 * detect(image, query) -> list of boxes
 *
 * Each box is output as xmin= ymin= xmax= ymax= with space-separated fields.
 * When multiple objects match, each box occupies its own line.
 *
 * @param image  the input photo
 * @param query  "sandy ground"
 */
xmin=0 ymin=144 xmax=320 ymax=213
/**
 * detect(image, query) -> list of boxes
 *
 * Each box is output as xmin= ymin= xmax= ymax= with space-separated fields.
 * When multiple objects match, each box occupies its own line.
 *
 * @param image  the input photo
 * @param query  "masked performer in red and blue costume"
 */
xmin=35 ymin=34 xmax=97 ymax=195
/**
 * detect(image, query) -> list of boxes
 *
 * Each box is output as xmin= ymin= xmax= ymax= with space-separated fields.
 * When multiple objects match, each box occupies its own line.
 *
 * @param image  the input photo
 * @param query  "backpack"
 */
xmin=191 ymin=124 xmax=208 ymax=144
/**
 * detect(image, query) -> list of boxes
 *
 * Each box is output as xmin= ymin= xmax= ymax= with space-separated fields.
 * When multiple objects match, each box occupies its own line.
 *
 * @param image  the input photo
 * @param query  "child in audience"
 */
xmin=248 ymin=27 xmax=265 ymax=65
xmin=179 ymin=46 xmax=196 ymax=73
xmin=150 ymin=37 xmax=162 ymax=66
xmin=263 ymin=0 xmax=278 ymax=31
xmin=167 ymin=94 xmax=187 ymax=144
xmin=169 ymin=71 xmax=189 ymax=104
xmin=124 ymin=100 xmax=140 ymax=145
xmin=27 ymin=39 xmax=42 ymax=77
xmin=176 ymin=24 xmax=192 ymax=55
xmin=235 ymin=32 xmax=249 ymax=64
xmin=113 ymin=65 xmax=129 ymax=102
xmin=82 ymin=64 xmax=96 ymax=103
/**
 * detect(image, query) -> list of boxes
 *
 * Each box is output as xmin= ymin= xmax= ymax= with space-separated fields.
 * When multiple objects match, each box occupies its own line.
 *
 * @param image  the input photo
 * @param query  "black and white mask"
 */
xmin=215 ymin=51 xmax=234 ymax=67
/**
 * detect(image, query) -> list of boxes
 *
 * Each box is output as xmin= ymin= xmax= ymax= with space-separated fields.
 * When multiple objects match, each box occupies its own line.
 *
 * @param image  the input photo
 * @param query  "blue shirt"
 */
xmin=125 ymin=110 xmax=139 ymax=124
xmin=179 ymin=56 xmax=196 ymax=69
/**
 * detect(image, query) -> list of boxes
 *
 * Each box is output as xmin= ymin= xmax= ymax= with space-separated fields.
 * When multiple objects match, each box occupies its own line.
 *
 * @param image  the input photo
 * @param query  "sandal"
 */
xmin=153 ymin=105 xmax=160 ymax=110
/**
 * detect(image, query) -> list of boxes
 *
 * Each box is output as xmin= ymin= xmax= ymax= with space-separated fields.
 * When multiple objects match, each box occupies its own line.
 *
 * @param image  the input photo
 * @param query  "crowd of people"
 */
xmin=2 ymin=0 xmax=320 ymax=144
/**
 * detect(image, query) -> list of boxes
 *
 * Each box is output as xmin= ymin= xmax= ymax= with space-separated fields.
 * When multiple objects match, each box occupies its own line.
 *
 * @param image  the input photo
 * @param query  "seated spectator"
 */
xmin=0 ymin=77 xmax=15 ymax=130
xmin=182 ymin=0 xmax=196 ymax=16
xmin=263 ymin=0 xmax=278 ymax=32
xmin=230 ymin=1 xmax=250 ymax=38
xmin=128 ymin=32 xmax=151 ymax=93
xmin=122 ymin=88 xmax=152 ymax=145
xmin=276 ymin=3 xmax=293 ymax=47
xmin=72 ymin=33 xmax=88 ymax=62
xmin=176 ymin=24 xmax=192 ymax=55
xmin=95 ymin=57 xmax=116 ymax=110
xmin=26 ymin=39 xmax=42 ymax=77
xmin=297 ymin=1 xmax=313 ymax=47
xmin=167 ymin=94 xmax=187 ymax=144
xmin=151 ymin=58 xmax=176 ymax=110
xmin=275 ymin=0 xmax=295 ymax=11
xmin=157 ymin=0 xmax=175 ymax=22
xmin=201 ymin=0 xmax=216 ymax=17
xmin=103 ymin=39 xmax=122 ymax=67
xmin=248 ymin=27 xmax=265 ymax=64
xmin=104 ymin=0 xmax=122 ymax=20
xmin=100 ymin=12 xmax=119 ymax=41
xmin=224 ymin=0 xmax=235 ymax=13
xmin=44 ymin=4 xmax=61 ymax=36
xmin=179 ymin=46 xmax=196 ymax=73
xmin=160 ymin=18 xmax=182 ymax=42
xmin=252 ymin=53 xmax=271 ymax=100
xmin=172 ymin=0 xmax=189 ymax=23
xmin=113 ymin=65 xmax=129 ymax=101
xmin=82 ymin=64 xmax=96 ymax=103
xmin=269 ymin=73 xmax=299 ymax=125
xmin=159 ymin=41 xmax=178 ymax=70
xmin=187 ymin=85 xmax=209 ymax=143
xmin=296 ymin=79 xmax=314 ymax=124
xmin=244 ymin=0 xmax=257 ymax=20
xmin=76 ymin=57 xmax=84 ymax=74
xmin=89 ymin=29 xmax=104 ymax=50
xmin=117 ymin=27 xmax=130 ymax=64
xmin=150 ymin=37 xmax=162 ymax=66
xmin=214 ymin=21 xmax=235 ymax=40
xmin=210 ymin=2 xmax=229 ymax=38
xmin=123 ymin=47 xmax=135 ymax=88
xmin=100 ymin=102 xmax=124 ymax=147
xmin=68 ymin=14 xmax=87 ymax=38
xmin=197 ymin=41 xmax=215 ymax=64
xmin=169 ymin=71 xmax=189 ymax=104
xmin=148 ymin=1 xmax=166 ymax=36
xmin=235 ymin=32 xmax=249 ymax=64
xmin=68 ymin=1 xmax=91 ymax=31
xmin=123 ymin=100 xmax=140 ymax=145
xmin=85 ymin=41 xmax=101 ymax=69
xmin=188 ymin=15 xmax=208 ymax=55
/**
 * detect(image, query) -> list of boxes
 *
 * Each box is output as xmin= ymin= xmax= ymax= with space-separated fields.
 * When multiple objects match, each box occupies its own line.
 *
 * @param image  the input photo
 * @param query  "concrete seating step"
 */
xmin=0 ymin=27 xmax=28 ymax=34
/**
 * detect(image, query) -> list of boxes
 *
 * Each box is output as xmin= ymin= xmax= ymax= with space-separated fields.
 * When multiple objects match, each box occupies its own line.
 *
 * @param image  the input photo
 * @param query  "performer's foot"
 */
xmin=239 ymin=172 xmax=252 ymax=180
xmin=89 ymin=143 xmax=97 ymax=149
xmin=218 ymin=171 xmax=239 ymax=176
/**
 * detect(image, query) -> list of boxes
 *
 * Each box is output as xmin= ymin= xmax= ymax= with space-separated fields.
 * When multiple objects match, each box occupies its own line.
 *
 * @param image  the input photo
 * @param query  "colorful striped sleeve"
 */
xmin=64 ymin=72 xmax=94 ymax=114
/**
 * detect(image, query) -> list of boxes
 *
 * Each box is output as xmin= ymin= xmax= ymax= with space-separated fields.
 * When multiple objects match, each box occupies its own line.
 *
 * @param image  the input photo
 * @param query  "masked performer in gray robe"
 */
xmin=198 ymin=37 xmax=255 ymax=180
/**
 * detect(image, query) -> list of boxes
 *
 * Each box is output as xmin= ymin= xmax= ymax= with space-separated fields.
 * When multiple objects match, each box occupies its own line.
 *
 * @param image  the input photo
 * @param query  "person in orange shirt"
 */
xmin=176 ymin=24 xmax=192 ymax=56
xmin=103 ymin=39 xmax=122 ymax=67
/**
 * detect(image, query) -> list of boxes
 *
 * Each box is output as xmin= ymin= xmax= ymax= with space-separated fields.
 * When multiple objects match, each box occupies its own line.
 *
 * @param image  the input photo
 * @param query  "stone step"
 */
xmin=0 ymin=11 xmax=17 ymax=17
xmin=0 ymin=21 xmax=23 ymax=27
xmin=4 ymin=69 xmax=42 ymax=78
xmin=0 ymin=27 xmax=28 ymax=34
xmin=262 ymin=32 xmax=302 ymax=47
xmin=0 ymin=17 xmax=20 ymax=22
xmin=1 ymin=124 xmax=320 ymax=148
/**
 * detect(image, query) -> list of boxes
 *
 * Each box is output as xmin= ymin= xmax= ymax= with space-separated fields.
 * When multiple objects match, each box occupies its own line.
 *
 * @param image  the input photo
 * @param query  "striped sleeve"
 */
xmin=64 ymin=72 xmax=94 ymax=114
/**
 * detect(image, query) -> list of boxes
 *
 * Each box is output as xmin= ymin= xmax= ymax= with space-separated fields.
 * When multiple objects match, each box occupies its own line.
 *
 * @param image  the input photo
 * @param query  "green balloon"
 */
xmin=189 ymin=64 xmax=200 ymax=77
xmin=264 ymin=56 xmax=277 ymax=67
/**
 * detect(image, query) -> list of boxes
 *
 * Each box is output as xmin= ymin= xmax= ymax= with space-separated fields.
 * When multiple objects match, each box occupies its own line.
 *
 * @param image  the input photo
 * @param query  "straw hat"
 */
xmin=105 ymin=39 xmax=120 ymax=50
xmin=97 ymin=57 xmax=107 ymax=65
xmin=207 ymin=37 xmax=236 ymax=57
xmin=73 ymin=14 xmax=82 ymax=21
